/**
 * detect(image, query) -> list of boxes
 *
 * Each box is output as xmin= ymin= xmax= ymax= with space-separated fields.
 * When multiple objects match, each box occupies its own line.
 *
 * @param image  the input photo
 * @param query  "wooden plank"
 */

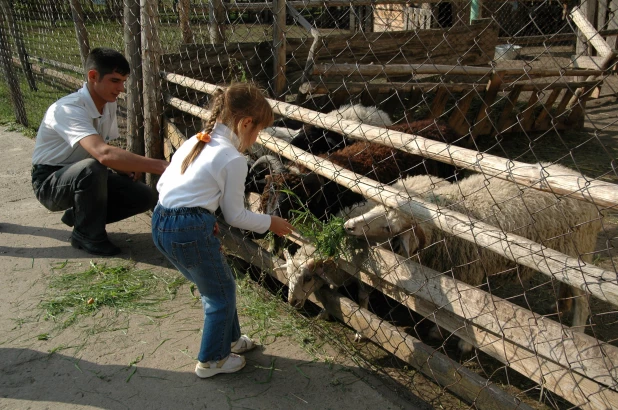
xmin=571 ymin=55 xmax=612 ymax=69
xmin=313 ymin=63 xmax=602 ymax=79
xmin=163 ymin=118 xmax=187 ymax=161
xmin=69 ymin=0 xmax=89 ymax=69
xmin=346 ymin=250 xmax=618 ymax=410
xmin=0 ymin=0 xmax=36 ymax=91
xmin=163 ymin=74 xmax=618 ymax=209
xmin=299 ymin=81 xmax=484 ymax=95
xmin=472 ymin=72 xmax=503 ymax=137
xmin=520 ymin=91 xmax=540 ymax=132
xmin=533 ymin=88 xmax=562 ymax=130
xmin=0 ymin=11 xmax=26 ymax=126
xmin=272 ymin=0 xmax=286 ymax=98
xmin=141 ymin=0 xmax=164 ymax=188
xmin=447 ymin=92 xmax=474 ymax=137
xmin=607 ymin=0 xmax=618 ymax=49
xmin=573 ymin=4 xmax=613 ymax=58
xmin=496 ymin=85 xmax=522 ymax=133
xmin=124 ymin=0 xmax=144 ymax=156
xmin=209 ymin=0 xmax=225 ymax=44
xmin=178 ymin=0 xmax=194 ymax=44
xmin=429 ymin=86 xmax=449 ymax=119
xmin=316 ymin=289 xmax=534 ymax=410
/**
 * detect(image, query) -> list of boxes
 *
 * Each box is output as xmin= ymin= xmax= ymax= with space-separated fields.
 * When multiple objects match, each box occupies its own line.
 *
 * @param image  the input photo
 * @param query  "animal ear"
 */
xmin=315 ymin=260 xmax=339 ymax=289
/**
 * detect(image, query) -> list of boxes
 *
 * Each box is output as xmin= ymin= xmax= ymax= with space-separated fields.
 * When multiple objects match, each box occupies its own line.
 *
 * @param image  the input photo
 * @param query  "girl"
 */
xmin=152 ymin=83 xmax=294 ymax=378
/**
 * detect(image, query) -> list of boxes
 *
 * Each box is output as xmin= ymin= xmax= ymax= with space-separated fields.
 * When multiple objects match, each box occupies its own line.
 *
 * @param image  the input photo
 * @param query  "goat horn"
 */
xmin=250 ymin=155 xmax=286 ymax=174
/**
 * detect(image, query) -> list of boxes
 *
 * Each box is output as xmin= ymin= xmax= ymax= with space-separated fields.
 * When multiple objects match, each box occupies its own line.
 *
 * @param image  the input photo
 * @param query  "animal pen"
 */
xmin=3 ymin=0 xmax=618 ymax=408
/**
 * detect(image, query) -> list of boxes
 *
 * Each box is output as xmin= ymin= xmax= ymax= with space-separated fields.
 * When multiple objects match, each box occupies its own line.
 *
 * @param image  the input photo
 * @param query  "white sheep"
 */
xmin=276 ymin=174 xmax=448 ymax=341
xmin=344 ymin=164 xmax=602 ymax=352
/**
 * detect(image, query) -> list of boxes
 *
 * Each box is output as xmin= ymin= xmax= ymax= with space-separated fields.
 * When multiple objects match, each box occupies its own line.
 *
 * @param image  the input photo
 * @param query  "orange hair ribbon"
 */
xmin=196 ymin=132 xmax=211 ymax=143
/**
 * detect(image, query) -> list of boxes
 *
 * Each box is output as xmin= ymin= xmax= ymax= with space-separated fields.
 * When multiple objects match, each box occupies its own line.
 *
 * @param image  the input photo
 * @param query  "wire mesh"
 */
xmin=3 ymin=1 xmax=618 ymax=409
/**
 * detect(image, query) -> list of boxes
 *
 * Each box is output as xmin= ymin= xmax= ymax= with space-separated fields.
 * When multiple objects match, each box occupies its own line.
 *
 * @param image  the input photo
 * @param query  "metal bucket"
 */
xmin=494 ymin=44 xmax=522 ymax=61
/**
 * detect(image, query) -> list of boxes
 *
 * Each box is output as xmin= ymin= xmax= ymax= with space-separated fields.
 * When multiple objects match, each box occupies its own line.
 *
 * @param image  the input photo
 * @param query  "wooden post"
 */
xmin=576 ymin=0 xmax=598 ymax=59
xmin=141 ymin=0 xmax=165 ymax=188
xmin=0 ymin=9 xmax=27 ymax=126
xmin=209 ymin=0 xmax=225 ymax=44
xmin=0 ymin=0 xmax=36 ymax=91
xmin=607 ymin=0 xmax=618 ymax=48
xmin=124 ymin=0 xmax=144 ymax=157
xmin=69 ymin=0 xmax=90 ymax=71
xmin=178 ymin=0 xmax=194 ymax=44
xmin=272 ymin=0 xmax=286 ymax=98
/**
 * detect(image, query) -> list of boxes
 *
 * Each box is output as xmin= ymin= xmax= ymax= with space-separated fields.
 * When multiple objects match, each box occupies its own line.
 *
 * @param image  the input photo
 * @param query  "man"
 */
xmin=31 ymin=48 xmax=168 ymax=256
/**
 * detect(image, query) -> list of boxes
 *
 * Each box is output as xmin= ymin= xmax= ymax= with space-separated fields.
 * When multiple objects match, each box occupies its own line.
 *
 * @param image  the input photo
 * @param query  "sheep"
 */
xmin=275 ymin=200 xmax=375 ymax=342
xmin=289 ymin=103 xmax=394 ymax=155
xmin=343 ymin=164 xmax=602 ymax=353
xmin=258 ymin=119 xmax=461 ymax=223
xmin=277 ymin=175 xmax=449 ymax=340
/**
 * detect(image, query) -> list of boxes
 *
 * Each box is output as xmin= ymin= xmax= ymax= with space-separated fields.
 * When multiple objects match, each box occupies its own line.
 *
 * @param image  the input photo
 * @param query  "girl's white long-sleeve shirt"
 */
xmin=157 ymin=123 xmax=271 ymax=234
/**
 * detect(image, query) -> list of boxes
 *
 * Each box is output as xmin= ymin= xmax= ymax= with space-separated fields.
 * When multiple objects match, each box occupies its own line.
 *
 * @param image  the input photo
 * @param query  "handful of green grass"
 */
xmin=284 ymin=190 xmax=355 ymax=260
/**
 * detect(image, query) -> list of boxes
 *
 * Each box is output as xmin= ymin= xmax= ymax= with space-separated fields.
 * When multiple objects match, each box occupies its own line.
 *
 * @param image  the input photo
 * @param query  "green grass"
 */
xmin=40 ymin=261 xmax=186 ymax=329
xmin=0 ymin=71 xmax=69 ymax=137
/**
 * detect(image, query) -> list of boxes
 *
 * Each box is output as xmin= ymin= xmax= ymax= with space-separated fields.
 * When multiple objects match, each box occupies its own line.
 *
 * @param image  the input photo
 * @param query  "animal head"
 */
xmin=343 ymin=206 xmax=426 ymax=257
xmin=276 ymin=249 xmax=339 ymax=308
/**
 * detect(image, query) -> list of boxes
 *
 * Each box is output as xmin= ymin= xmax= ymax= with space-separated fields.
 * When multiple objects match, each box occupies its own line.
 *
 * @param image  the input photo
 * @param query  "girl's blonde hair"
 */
xmin=181 ymin=82 xmax=274 ymax=174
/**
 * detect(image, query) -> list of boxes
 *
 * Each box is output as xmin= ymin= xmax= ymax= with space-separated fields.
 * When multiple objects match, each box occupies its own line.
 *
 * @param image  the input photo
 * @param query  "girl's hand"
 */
xmin=213 ymin=222 xmax=220 ymax=236
xmin=269 ymin=216 xmax=294 ymax=237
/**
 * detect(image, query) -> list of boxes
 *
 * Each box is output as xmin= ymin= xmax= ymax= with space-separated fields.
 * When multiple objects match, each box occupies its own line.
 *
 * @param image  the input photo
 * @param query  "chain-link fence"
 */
xmin=2 ymin=1 xmax=618 ymax=409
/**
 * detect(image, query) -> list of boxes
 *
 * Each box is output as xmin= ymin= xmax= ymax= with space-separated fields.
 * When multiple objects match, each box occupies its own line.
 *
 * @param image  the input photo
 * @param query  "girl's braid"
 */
xmin=180 ymin=89 xmax=227 ymax=174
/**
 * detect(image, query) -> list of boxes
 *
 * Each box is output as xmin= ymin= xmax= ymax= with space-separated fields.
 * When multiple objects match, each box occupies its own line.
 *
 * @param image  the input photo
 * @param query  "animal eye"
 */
xmin=303 ymin=275 xmax=313 ymax=283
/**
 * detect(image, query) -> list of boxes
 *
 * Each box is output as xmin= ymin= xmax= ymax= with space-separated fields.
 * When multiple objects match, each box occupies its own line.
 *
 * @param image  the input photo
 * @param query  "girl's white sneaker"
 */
xmin=195 ymin=353 xmax=246 ymax=378
xmin=231 ymin=335 xmax=256 ymax=354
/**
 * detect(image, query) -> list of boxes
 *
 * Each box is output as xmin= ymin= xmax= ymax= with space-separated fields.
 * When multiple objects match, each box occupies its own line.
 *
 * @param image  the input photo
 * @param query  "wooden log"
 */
xmin=573 ymin=5 xmax=613 ymax=58
xmin=472 ymin=72 xmax=503 ymax=137
xmin=13 ymin=57 xmax=82 ymax=90
xmin=300 ymin=81 xmax=484 ymax=95
xmin=28 ymin=56 xmax=81 ymax=74
xmin=272 ymin=0 xmax=287 ymax=98
xmin=429 ymin=86 xmax=449 ymax=119
xmin=607 ymin=0 xmax=618 ymax=49
xmin=496 ymin=85 xmax=522 ymax=133
xmin=498 ymin=33 xmax=576 ymax=46
xmin=286 ymin=4 xmax=321 ymax=101
xmin=216 ymin=223 xmax=533 ymax=410
xmin=533 ymin=88 xmax=562 ymax=130
xmin=313 ymin=63 xmax=604 ymax=79
xmin=0 ymin=11 xmax=27 ymax=126
xmin=447 ymin=92 xmax=474 ymax=137
xmin=316 ymin=289 xmax=533 ymax=410
xmin=345 ymin=248 xmax=618 ymax=410
xmin=299 ymin=80 xmax=602 ymax=96
xmin=576 ymin=0 xmax=598 ymax=57
xmin=124 ymin=0 xmax=144 ymax=157
xmin=163 ymin=117 xmax=186 ymax=160
xmin=0 ymin=0 xmax=36 ymax=91
xmin=178 ymin=0 xmax=194 ymax=44
xmin=162 ymin=73 xmax=618 ymax=210
xmin=141 ymin=0 xmax=164 ymax=188
xmin=69 ymin=0 xmax=90 ymax=70
xmin=519 ymin=90 xmax=540 ymax=132
xmin=209 ymin=0 xmax=225 ymax=44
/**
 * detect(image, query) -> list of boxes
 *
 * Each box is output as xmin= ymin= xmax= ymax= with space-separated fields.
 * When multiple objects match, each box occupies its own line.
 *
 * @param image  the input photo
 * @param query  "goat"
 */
xmin=343 ymin=164 xmax=602 ymax=353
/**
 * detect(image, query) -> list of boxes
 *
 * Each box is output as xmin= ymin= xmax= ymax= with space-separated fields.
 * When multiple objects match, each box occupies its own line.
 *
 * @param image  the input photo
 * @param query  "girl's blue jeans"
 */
xmin=151 ymin=204 xmax=241 ymax=363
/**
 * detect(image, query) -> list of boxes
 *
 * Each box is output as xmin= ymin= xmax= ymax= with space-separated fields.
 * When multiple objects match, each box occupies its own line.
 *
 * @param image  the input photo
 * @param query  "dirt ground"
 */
xmin=0 ymin=129 xmax=424 ymax=410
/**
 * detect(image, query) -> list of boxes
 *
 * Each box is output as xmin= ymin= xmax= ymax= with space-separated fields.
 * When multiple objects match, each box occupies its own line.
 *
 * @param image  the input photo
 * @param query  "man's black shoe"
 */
xmin=70 ymin=236 xmax=121 ymax=256
xmin=61 ymin=208 xmax=74 ymax=227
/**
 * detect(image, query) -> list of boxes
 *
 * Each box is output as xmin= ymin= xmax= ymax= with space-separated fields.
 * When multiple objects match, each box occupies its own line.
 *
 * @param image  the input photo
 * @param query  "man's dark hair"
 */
xmin=85 ymin=48 xmax=130 ymax=78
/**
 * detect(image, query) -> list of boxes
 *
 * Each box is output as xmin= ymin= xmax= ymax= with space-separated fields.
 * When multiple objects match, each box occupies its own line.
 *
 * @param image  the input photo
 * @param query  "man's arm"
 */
xmin=79 ymin=134 xmax=168 ymax=175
